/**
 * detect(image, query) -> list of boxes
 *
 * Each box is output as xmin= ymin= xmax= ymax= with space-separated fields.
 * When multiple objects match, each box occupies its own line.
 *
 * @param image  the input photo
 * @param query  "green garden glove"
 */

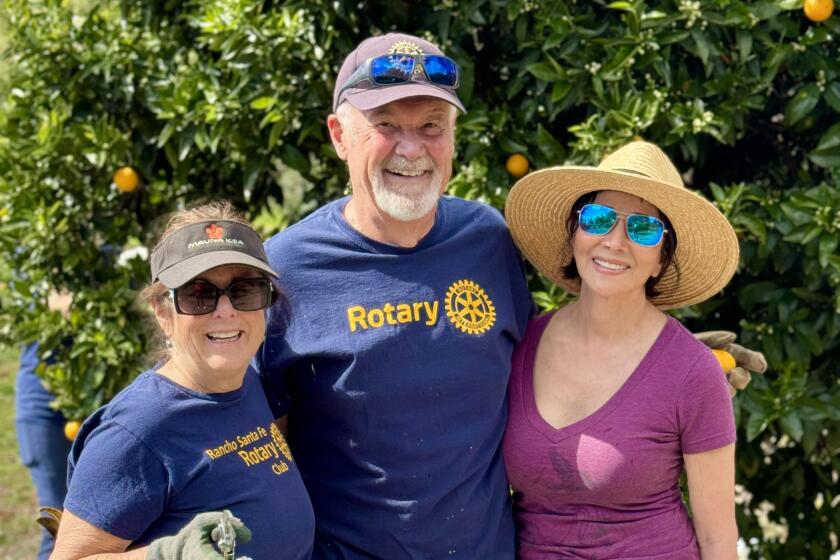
xmin=146 ymin=511 xmax=251 ymax=560
xmin=694 ymin=330 xmax=768 ymax=395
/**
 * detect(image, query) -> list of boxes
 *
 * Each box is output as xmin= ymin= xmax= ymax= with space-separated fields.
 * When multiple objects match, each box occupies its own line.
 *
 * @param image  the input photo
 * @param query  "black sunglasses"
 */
xmin=169 ymin=277 xmax=277 ymax=316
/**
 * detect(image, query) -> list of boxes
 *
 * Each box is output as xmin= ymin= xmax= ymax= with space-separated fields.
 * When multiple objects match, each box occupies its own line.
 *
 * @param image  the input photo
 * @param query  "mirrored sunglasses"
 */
xmin=170 ymin=277 xmax=277 ymax=315
xmin=578 ymin=203 xmax=667 ymax=247
xmin=337 ymin=54 xmax=459 ymax=98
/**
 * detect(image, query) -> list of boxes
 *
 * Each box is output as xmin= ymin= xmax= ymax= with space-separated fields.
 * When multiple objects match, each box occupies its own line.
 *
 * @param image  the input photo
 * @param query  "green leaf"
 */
xmin=690 ymin=28 xmax=711 ymax=68
xmin=738 ymin=281 xmax=782 ymax=307
xmin=785 ymin=84 xmax=820 ymax=126
xmin=734 ymin=213 xmax=767 ymax=243
xmin=525 ymin=62 xmax=560 ymax=82
xmin=824 ymin=82 xmax=840 ymax=113
xmin=536 ymin=124 xmax=566 ymax=163
xmin=794 ymin=322 xmax=823 ymax=355
xmin=499 ymin=136 xmax=529 ymax=154
xmin=746 ymin=411 xmax=768 ymax=441
xmin=550 ymin=81 xmax=572 ymax=104
xmin=249 ymin=96 xmax=276 ymax=110
xmin=736 ymin=29 xmax=753 ymax=62
xmin=815 ymin=122 xmax=840 ymax=152
xmin=779 ymin=412 xmax=803 ymax=442
xmin=607 ymin=1 xmax=633 ymax=9
xmin=157 ymin=121 xmax=177 ymax=148
xmin=808 ymin=147 xmax=840 ymax=168
xmin=279 ymin=144 xmax=309 ymax=174
xmin=818 ymin=233 xmax=839 ymax=268
xmin=801 ymin=421 xmax=820 ymax=455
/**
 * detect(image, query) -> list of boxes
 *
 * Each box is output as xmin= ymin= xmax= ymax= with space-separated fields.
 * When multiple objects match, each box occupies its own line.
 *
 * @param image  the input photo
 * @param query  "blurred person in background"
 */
xmin=16 ymin=320 xmax=72 ymax=560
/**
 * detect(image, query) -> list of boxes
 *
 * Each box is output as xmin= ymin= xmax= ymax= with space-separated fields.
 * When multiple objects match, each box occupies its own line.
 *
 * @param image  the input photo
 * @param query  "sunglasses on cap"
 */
xmin=337 ymin=54 xmax=460 ymax=98
xmin=169 ymin=277 xmax=278 ymax=316
xmin=577 ymin=203 xmax=668 ymax=247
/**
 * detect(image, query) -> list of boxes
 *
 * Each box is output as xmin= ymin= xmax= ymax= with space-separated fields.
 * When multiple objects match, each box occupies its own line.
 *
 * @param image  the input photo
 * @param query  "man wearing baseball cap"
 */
xmin=257 ymin=32 xmax=532 ymax=558
xmin=256 ymin=33 xmax=765 ymax=558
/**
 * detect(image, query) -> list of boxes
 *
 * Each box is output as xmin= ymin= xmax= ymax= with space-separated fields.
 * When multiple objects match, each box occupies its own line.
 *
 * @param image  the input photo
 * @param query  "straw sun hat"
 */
xmin=504 ymin=141 xmax=739 ymax=310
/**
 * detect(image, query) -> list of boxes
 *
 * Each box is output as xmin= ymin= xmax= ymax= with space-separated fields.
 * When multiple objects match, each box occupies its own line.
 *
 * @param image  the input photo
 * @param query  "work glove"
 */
xmin=146 ymin=511 xmax=251 ymax=560
xmin=36 ymin=506 xmax=62 ymax=538
xmin=694 ymin=331 xmax=768 ymax=396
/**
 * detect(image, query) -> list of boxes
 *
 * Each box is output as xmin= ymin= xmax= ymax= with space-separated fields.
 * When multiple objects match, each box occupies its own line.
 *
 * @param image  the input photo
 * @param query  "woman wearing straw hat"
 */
xmin=51 ymin=202 xmax=314 ymax=560
xmin=502 ymin=141 xmax=739 ymax=559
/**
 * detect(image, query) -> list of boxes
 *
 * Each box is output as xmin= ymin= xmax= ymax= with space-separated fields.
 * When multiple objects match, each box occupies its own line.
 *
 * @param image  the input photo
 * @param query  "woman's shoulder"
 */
xmin=662 ymin=317 xmax=713 ymax=357
xmin=95 ymin=370 xmax=184 ymax=435
xmin=658 ymin=317 xmax=727 ymax=384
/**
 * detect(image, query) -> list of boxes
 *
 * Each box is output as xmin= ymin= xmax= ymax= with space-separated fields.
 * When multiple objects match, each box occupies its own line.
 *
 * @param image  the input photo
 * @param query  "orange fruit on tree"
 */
xmin=711 ymin=349 xmax=737 ymax=373
xmin=64 ymin=420 xmax=82 ymax=441
xmin=112 ymin=166 xmax=140 ymax=193
xmin=505 ymin=153 xmax=529 ymax=178
xmin=804 ymin=0 xmax=834 ymax=21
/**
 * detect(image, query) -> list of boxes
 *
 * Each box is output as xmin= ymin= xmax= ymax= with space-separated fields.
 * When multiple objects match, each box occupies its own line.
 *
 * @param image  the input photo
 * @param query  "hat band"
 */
xmin=611 ymin=168 xmax=651 ymax=178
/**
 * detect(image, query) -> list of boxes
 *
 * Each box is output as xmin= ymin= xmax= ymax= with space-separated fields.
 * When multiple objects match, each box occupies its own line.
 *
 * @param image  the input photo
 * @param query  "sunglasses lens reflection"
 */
xmin=177 ymin=281 xmax=219 ymax=315
xmin=423 ymin=56 xmax=458 ymax=86
xmin=372 ymin=55 xmax=415 ymax=85
xmin=626 ymin=215 xmax=665 ymax=246
xmin=579 ymin=204 xmax=618 ymax=235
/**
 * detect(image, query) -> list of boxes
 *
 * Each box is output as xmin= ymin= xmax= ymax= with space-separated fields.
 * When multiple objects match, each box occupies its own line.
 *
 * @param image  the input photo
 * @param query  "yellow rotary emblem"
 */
xmin=388 ymin=40 xmax=425 ymax=79
xmin=445 ymin=280 xmax=496 ymax=335
xmin=271 ymin=423 xmax=294 ymax=462
xmin=388 ymin=40 xmax=424 ymax=55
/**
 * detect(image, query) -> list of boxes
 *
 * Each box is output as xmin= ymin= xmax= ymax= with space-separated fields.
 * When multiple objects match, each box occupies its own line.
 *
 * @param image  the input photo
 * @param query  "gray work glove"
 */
xmin=146 ymin=511 xmax=251 ymax=560
xmin=694 ymin=331 xmax=768 ymax=396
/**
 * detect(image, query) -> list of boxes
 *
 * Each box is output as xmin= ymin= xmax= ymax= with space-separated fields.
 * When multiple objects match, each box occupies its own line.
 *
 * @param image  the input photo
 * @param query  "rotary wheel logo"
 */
xmin=388 ymin=40 xmax=423 ymax=55
xmin=271 ymin=423 xmax=294 ymax=462
xmin=445 ymin=280 xmax=496 ymax=335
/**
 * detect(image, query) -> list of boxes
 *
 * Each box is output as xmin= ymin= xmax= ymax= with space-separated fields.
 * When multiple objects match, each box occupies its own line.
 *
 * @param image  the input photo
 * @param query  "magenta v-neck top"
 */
xmin=502 ymin=312 xmax=736 ymax=559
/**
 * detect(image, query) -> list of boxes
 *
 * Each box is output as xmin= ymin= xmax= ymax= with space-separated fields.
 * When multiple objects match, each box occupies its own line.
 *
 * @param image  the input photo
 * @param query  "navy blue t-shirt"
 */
xmin=65 ymin=367 xmax=314 ymax=559
xmin=15 ymin=342 xmax=65 ymax=423
xmin=256 ymin=196 xmax=533 ymax=559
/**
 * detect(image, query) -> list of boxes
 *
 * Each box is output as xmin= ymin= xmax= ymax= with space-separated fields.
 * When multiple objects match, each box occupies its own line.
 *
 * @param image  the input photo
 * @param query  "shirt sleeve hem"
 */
xmin=682 ymin=429 xmax=737 ymax=454
xmin=63 ymin=501 xmax=143 ymax=542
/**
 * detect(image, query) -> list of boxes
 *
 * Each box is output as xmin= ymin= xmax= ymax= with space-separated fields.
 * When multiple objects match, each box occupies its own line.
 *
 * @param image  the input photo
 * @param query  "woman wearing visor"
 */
xmin=51 ymin=202 xmax=314 ymax=560
xmin=503 ymin=142 xmax=739 ymax=559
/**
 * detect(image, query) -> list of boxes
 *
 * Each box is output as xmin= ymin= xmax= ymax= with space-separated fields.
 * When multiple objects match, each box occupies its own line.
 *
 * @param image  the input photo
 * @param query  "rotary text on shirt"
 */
xmin=347 ymin=301 xmax=439 ymax=332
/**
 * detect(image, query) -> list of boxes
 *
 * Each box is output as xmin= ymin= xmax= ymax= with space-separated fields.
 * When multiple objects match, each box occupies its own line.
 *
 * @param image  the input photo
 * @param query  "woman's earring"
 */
xmin=165 ymin=338 xmax=173 ymax=348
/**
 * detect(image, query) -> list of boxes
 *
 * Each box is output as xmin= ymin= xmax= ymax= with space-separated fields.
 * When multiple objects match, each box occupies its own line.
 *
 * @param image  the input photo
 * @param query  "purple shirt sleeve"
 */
xmin=678 ymin=348 xmax=737 ymax=454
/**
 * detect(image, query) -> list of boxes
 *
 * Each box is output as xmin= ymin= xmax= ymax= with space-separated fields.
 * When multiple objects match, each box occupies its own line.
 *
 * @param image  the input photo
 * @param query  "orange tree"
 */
xmin=1 ymin=0 xmax=838 ymax=555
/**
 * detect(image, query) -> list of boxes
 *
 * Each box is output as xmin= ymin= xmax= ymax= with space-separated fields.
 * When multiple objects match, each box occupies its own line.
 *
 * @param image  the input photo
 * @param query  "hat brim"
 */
xmin=504 ymin=167 xmax=740 ymax=310
xmin=342 ymin=83 xmax=466 ymax=113
xmin=157 ymin=251 xmax=278 ymax=289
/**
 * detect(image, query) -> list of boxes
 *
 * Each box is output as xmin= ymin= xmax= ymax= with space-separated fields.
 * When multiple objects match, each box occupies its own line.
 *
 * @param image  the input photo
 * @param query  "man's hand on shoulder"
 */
xmin=694 ymin=331 xmax=768 ymax=396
